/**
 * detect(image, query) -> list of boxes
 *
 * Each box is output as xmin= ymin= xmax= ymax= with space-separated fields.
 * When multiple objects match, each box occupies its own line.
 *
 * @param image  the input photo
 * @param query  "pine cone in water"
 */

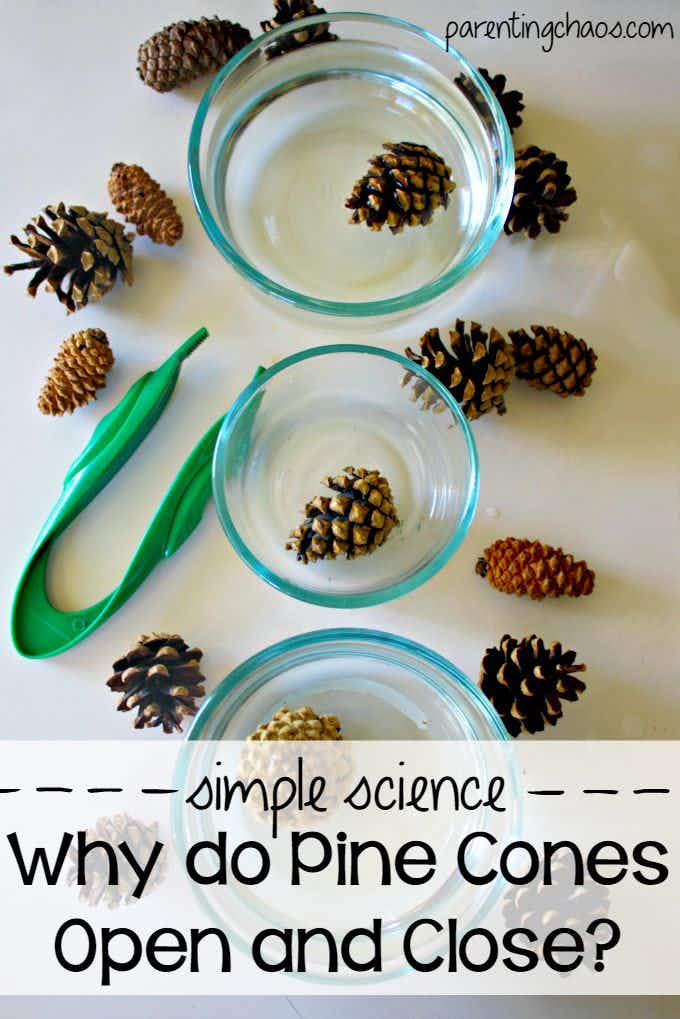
xmin=137 ymin=17 xmax=252 ymax=93
xmin=404 ymin=321 xmax=514 ymax=420
xmin=286 ymin=467 xmax=399 ymax=563
xmin=476 ymin=537 xmax=595 ymax=599
xmin=38 ymin=328 xmax=114 ymax=416
xmin=248 ymin=705 xmax=343 ymax=741
xmin=4 ymin=204 xmax=133 ymax=313
xmin=455 ymin=67 xmax=524 ymax=133
xmin=261 ymin=0 xmax=337 ymax=57
xmin=346 ymin=142 xmax=455 ymax=234
xmin=67 ymin=814 xmax=166 ymax=908
xmin=108 ymin=163 xmax=183 ymax=247
xmin=510 ymin=324 xmax=597 ymax=398
xmin=107 ymin=633 xmax=206 ymax=733
xmin=480 ymin=634 xmax=586 ymax=736
xmin=505 ymin=145 xmax=577 ymax=238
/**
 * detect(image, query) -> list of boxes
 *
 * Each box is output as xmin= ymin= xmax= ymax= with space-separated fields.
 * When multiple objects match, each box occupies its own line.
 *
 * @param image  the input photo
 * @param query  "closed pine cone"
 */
xmin=248 ymin=705 xmax=343 ymax=741
xmin=260 ymin=0 xmax=337 ymax=57
xmin=106 ymin=633 xmax=206 ymax=733
xmin=509 ymin=324 xmax=597 ymax=397
xmin=38 ymin=328 xmax=114 ymax=416
xmin=108 ymin=164 xmax=183 ymax=246
xmin=286 ymin=467 xmax=399 ymax=563
xmin=480 ymin=634 xmax=586 ymax=737
xmin=476 ymin=537 xmax=595 ymax=599
xmin=404 ymin=321 xmax=514 ymax=420
xmin=137 ymin=17 xmax=252 ymax=93
xmin=505 ymin=145 xmax=577 ymax=238
xmin=346 ymin=142 xmax=455 ymax=234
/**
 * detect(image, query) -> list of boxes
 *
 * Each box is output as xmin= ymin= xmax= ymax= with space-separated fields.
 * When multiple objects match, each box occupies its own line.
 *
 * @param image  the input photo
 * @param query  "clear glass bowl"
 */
xmin=189 ymin=12 xmax=513 ymax=318
xmin=212 ymin=345 xmax=478 ymax=607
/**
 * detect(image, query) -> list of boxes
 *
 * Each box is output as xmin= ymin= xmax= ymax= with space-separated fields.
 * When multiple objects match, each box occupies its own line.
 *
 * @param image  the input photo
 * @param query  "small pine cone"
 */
xmin=106 ymin=633 xmax=206 ymax=734
xmin=505 ymin=145 xmax=577 ymax=238
xmin=38 ymin=328 xmax=114 ymax=416
xmin=4 ymin=203 xmax=133 ymax=313
xmin=455 ymin=67 xmax=524 ymax=133
xmin=261 ymin=0 xmax=337 ymax=57
xmin=404 ymin=321 xmax=514 ymax=420
xmin=510 ymin=324 xmax=597 ymax=398
xmin=476 ymin=537 xmax=595 ymax=599
xmin=108 ymin=164 xmax=183 ymax=246
xmin=248 ymin=705 xmax=343 ymax=741
xmin=137 ymin=17 xmax=252 ymax=93
xmin=67 ymin=814 xmax=166 ymax=908
xmin=346 ymin=142 xmax=455 ymax=234
xmin=480 ymin=634 xmax=586 ymax=736
xmin=286 ymin=467 xmax=399 ymax=563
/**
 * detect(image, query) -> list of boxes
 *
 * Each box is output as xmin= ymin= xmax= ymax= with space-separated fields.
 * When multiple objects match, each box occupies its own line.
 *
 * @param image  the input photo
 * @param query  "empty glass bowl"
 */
xmin=189 ymin=12 xmax=513 ymax=317
xmin=212 ymin=345 xmax=478 ymax=607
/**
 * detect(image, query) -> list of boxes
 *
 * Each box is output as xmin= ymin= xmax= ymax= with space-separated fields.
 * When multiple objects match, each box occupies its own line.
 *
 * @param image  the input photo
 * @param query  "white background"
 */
xmin=0 ymin=0 xmax=678 ymax=1015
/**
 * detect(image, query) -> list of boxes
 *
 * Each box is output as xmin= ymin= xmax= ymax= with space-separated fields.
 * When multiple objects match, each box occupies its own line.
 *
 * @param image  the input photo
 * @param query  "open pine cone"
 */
xmin=480 ymin=634 xmax=587 ymax=736
xmin=67 ymin=814 xmax=166 ymax=907
xmin=286 ymin=467 xmax=399 ymax=563
xmin=476 ymin=537 xmax=595 ymax=599
xmin=404 ymin=321 xmax=514 ymax=420
xmin=346 ymin=142 xmax=455 ymax=234
xmin=108 ymin=163 xmax=183 ymax=247
xmin=505 ymin=145 xmax=577 ymax=238
xmin=38 ymin=328 xmax=114 ymax=416
xmin=509 ymin=325 xmax=597 ymax=398
xmin=455 ymin=67 xmax=524 ymax=133
xmin=261 ymin=0 xmax=337 ymax=57
xmin=137 ymin=16 xmax=252 ymax=92
xmin=107 ymin=633 xmax=206 ymax=733
xmin=4 ymin=204 xmax=133 ymax=313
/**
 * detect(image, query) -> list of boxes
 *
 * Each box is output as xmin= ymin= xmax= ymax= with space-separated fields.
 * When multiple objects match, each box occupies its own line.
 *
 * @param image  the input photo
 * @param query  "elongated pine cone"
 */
xmin=4 ymin=203 xmax=133 ymax=313
xmin=286 ymin=467 xmax=399 ymax=563
xmin=107 ymin=633 xmax=206 ymax=733
xmin=248 ymin=705 xmax=343 ymax=741
xmin=510 ymin=324 xmax=597 ymax=397
xmin=404 ymin=321 xmax=514 ymax=420
xmin=346 ymin=142 xmax=455 ymax=234
xmin=476 ymin=537 xmax=595 ymax=599
xmin=137 ymin=17 xmax=252 ymax=92
xmin=505 ymin=145 xmax=577 ymax=238
xmin=67 ymin=814 xmax=166 ymax=907
xmin=456 ymin=67 xmax=524 ymax=133
xmin=261 ymin=0 xmax=337 ymax=57
xmin=480 ymin=634 xmax=586 ymax=736
xmin=108 ymin=164 xmax=183 ymax=246
xmin=38 ymin=328 xmax=114 ymax=416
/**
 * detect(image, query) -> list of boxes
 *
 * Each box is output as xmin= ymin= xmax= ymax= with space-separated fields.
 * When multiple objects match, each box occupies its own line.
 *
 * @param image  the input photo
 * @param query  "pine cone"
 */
xmin=510 ymin=324 xmax=597 ymax=398
xmin=67 ymin=814 xmax=166 ymax=908
xmin=480 ymin=634 xmax=586 ymax=736
xmin=108 ymin=163 xmax=183 ymax=247
xmin=505 ymin=145 xmax=577 ymax=238
xmin=137 ymin=17 xmax=252 ymax=93
xmin=455 ymin=67 xmax=524 ymax=133
xmin=107 ymin=633 xmax=206 ymax=734
xmin=248 ymin=705 xmax=343 ymax=741
xmin=346 ymin=142 xmax=455 ymax=234
xmin=476 ymin=537 xmax=595 ymax=599
xmin=5 ymin=204 xmax=133 ymax=313
xmin=286 ymin=467 xmax=399 ymax=563
xmin=404 ymin=321 xmax=514 ymax=420
xmin=38 ymin=328 xmax=114 ymax=416
xmin=261 ymin=0 xmax=337 ymax=57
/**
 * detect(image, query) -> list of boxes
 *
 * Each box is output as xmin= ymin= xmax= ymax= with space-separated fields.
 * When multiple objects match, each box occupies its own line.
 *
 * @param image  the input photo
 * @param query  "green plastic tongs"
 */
xmin=12 ymin=327 xmax=231 ymax=659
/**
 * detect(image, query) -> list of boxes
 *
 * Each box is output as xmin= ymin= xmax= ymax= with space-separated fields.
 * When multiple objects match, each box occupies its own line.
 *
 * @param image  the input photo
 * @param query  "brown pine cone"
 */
xmin=286 ymin=467 xmax=399 ymax=563
xmin=476 ymin=537 xmax=595 ymax=599
xmin=510 ymin=325 xmax=597 ymax=398
xmin=106 ymin=633 xmax=206 ymax=734
xmin=261 ymin=0 xmax=337 ymax=57
xmin=404 ymin=321 xmax=514 ymax=420
xmin=108 ymin=164 xmax=183 ymax=247
xmin=137 ymin=17 xmax=252 ymax=93
xmin=38 ymin=328 xmax=114 ymax=416
xmin=505 ymin=145 xmax=577 ymax=238
xmin=455 ymin=67 xmax=524 ymax=133
xmin=480 ymin=634 xmax=586 ymax=736
xmin=346 ymin=142 xmax=455 ymax=234
xmin=67 ymin=814 xmax=166 ymax=907
xmin=248 ymin=705 xmax=343 ymax=741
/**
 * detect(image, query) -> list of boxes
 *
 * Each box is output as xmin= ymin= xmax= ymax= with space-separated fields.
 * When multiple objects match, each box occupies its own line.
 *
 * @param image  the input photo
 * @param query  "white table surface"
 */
xmin=1 ymin=0 xmax=678 ymax=1014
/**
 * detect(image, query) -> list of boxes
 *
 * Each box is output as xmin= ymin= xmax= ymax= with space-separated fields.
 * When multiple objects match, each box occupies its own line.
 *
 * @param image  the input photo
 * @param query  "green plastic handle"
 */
xmin=12 ymin=328 xmax=221 ymax=659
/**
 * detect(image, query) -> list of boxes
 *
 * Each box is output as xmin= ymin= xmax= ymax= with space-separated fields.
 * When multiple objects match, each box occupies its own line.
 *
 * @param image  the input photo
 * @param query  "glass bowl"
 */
xmin=189 ymin=12 xmax=513 ymax=318
xmin=212 ymin=345 xmax=479 ymax=607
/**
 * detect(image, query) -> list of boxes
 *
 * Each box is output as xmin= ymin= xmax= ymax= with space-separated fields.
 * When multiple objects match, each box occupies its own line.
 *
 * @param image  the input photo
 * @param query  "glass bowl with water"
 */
xmin=189 ymin=12 xmax=514 ymax=318
xmin=212 ymin=345 xmax=478 ymax=607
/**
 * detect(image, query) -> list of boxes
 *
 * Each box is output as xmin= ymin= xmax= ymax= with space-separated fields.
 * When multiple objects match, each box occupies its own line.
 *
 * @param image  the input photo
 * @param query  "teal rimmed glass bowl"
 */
xmin=212 ymin=344 xmax=478 ymax=608
xmin=189 ymin=12 xmax=513 ymax=318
